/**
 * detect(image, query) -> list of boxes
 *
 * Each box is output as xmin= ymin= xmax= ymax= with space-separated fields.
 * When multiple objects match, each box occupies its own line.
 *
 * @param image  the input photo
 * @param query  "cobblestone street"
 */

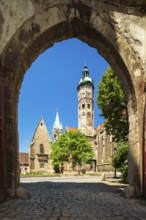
xmin=0 ymin=176 xmax=146 ymax=220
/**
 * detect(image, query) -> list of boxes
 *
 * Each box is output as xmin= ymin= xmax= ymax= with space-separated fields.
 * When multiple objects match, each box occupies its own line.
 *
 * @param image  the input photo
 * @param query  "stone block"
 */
xmin=124 ymin=185 xmax=141 ymax=198
xmin=7 ymin=188 xmax=16 ymax=198
xmin=16 ymin=187 xmax=31 ymax=200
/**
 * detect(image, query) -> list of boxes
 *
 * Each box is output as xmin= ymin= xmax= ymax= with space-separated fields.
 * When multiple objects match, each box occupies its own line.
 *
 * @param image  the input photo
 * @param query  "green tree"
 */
xmin=51 ymin=131 xmax=94 ymax=171
xmin=96 ymin=66 xmax=129 ymax=142
xmin=111 ymin=141 xmax=128 ymax=182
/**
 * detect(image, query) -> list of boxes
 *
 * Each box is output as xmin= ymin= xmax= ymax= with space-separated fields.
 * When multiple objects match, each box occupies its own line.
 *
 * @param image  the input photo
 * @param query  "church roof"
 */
xmin=77 ymin=65 xmax=94 ymax=89
xmin=66 ymin=127 xmax=78 ymax=132
xmin=53 ymin=112 xmax=62 ymax=130
xmin=19 ymin=153 xmax=29 ymax=165
xmin=96 ymin=123 xmax=105 ymax=133
xmin=31 ymin=117 xmax=51 ymax=142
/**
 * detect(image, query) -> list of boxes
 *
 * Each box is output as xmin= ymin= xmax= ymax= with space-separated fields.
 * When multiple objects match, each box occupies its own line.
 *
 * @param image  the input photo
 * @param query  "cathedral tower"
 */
xmin=52 ymin=111 xmax=63 ymax=142
xmin=77 ymin=65 xmax=94 ymax=136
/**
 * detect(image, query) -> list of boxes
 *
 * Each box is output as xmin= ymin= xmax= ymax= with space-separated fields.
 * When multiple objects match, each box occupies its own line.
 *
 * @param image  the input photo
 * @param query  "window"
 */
xmin=102 ymin=135 xmax=105 ymax=145
xmin=88 ymin=104 xmax=90 ymax=109
xmin=40 ymin=144 xmax=44 ymax=154
xmin=40 ymin=163 xmax=44 ymax=168
xmin=82 ymin=104 xmax=85 ymax=109
xmin=110 ymin=135 xmax=112 ymax=143
xmin=103 ymin=145 xmax=105 ymax=160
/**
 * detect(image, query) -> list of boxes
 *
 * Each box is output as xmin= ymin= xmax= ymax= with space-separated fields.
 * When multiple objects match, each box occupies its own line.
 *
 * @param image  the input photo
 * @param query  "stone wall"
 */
xmin=95 ymin=126 xmax=116 ymax=172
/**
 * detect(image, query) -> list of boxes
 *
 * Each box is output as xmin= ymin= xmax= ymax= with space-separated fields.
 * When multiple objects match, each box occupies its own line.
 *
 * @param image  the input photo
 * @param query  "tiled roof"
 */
xmin=66 ymin=127 xmax=78 ymax=132
xmin=19 ymin=153 xmax=29 ymax=165
xmin=95 ymin=123 xmax=105 ymax=133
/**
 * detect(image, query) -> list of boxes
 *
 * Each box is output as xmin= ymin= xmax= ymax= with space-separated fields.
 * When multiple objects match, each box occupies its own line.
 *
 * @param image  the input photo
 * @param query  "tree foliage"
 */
xmin=111 ymin=141 xmax=128 ymax=169
xmin=96 ymin=66 xmax=129 ymax=142
xmin=111 ymin=141 xmax=128 ymax=182
xmin=51 ymin=131 xmax=94 ymax=170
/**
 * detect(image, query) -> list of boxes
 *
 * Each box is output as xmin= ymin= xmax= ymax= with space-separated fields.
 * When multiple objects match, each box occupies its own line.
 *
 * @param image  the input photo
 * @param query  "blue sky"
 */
xmin=18 ymin=38 xmax=109 ymax=152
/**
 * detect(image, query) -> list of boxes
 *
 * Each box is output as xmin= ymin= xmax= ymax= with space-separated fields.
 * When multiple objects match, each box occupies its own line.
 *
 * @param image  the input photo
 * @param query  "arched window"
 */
xmin=40 ymin=144 xmax=44 ymax=154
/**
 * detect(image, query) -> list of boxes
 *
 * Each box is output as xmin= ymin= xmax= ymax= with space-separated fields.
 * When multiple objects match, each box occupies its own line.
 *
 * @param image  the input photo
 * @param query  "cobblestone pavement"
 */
xmin=0 ymin=176 xmax=146 ymax=220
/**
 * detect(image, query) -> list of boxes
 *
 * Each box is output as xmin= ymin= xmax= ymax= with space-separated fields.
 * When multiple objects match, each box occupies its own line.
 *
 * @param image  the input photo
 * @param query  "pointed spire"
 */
xmin=53 ymin=111 xmax=62 ymax=130
xmin=52 ymin=111 xmax=63 ymax=142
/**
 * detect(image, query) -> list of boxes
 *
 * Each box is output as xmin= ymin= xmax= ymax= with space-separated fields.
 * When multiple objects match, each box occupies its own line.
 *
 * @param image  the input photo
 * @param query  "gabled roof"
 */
xmin=19 ymin=153 xmax=29 ymax=165
xmin=31 ymin=117 xmax=51 ymax=142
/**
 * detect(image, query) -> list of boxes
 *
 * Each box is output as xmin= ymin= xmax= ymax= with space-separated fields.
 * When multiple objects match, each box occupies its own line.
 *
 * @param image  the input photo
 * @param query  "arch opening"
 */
xmin=1 ymin=4 xmax=142 ymax=198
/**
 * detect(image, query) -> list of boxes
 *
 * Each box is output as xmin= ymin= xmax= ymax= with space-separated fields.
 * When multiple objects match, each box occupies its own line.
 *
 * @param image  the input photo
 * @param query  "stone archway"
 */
xmin=0 ymin=0 xmax=145 ymax=199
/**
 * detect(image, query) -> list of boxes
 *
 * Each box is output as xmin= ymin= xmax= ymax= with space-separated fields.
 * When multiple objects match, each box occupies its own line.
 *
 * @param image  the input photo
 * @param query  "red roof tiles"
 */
xmin=19 ymin=153 xmax=29 ymax=165
xmin=66 ymin=127 xmax=78 ymax=132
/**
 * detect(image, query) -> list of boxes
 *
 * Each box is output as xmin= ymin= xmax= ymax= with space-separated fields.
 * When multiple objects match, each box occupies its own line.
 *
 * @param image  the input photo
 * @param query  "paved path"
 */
xmin=0 ymin=176 xmax=146 ymax=219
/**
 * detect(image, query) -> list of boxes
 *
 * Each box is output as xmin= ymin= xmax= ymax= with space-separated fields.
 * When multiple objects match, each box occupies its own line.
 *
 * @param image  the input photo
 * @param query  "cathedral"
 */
xmin=20 ymin=65 xmax=116 ymax=173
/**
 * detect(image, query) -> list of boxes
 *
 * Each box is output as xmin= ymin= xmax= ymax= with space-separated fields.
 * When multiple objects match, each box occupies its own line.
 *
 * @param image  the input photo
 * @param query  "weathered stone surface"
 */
xmin=0 ymin=0 xmax=146 ymax=200
xmin=7 ymin=188 xmax=16 ymax=198
xmin=16 ymin=187 xmax=31 ymax=200
xmin=124 ymin=185 xmax=141 ymax=198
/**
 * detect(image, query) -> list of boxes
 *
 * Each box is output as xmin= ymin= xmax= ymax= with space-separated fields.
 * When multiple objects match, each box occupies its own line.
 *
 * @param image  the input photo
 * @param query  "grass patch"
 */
xmin=20 ymin=172 xmax=61 ymax=177
xmin=86 ymin=172 xmax=102 ymax=176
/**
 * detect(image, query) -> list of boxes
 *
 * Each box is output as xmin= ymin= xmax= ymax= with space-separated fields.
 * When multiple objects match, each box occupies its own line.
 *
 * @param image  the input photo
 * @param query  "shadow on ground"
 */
xmin=20 ymin=181 xmax=126 ymax=197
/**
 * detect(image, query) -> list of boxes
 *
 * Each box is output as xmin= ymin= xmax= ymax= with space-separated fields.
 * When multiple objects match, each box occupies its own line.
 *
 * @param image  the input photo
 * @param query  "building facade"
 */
xmin=19 ymin=153 xmax=29 ymax=174
xmin=77 ymin=66 xmax=115 ymax=172
xmin=29 ymin=117 xmax=53 ymax=173
xmin=95 ymin=125 xmax=116 ymax=172
xmin=25 ymin=66 xmax=115 ymax=173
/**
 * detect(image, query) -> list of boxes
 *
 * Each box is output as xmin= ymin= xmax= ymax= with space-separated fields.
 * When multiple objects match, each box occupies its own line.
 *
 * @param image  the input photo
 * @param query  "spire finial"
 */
xmin=82 ymin=65 xmax=89 ymax=77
